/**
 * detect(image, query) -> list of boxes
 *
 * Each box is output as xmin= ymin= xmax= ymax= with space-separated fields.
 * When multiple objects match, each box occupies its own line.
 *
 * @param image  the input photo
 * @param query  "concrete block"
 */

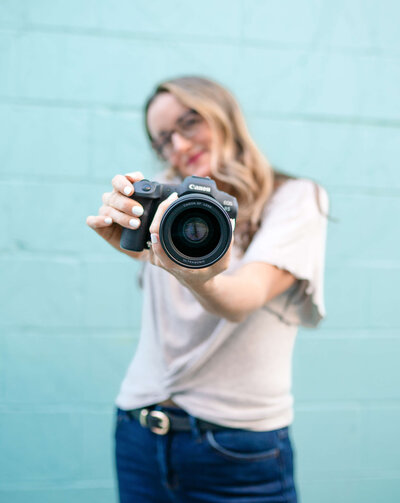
xmin=0 ymin=32 xmax=238 ymax=107
xmin=82 ymin=335 xmax=138 ymax=404
xmin=293 ymin=406 xmax=361 ymax=476
xmin=0 ymin=0 xmax=26 ymax=29
xmin=81 ymin=410 xmax=115 ymax=479
xmin=89 ymin=110 xmax=154 ymax=179
xmin=0 ymin=487 xmax=115 ymax=503
xmin=235 ymin=48 xmax=400 ymax=120
xmin=293 ymin=334 xmax=400 ymax=401
xmin=0 ymin=32 xmax=166 ymax=105
xmin=0 ymin=104 xmax=90 ymax=178
xmin=243 ymin=0 xmax=400 ymax=51
xmin=366 ymin=267 xmax=400 ymax=328
xmin=80 ymin=258 xmax=143 ymax=329
xmin=326 ymin=192 xmax=400 ymax=265
xmin=0 ymin=412 xmax=82 ymax=481
xmin=359 ymin=407 xmax=400 ymax=473
xmin=323 ymin=265 xmax=400 ymax=329
xmin=3 ymin=334 xmax=87 ymax=405
xmin=299 ymin=477 xmax=400 ymax=503
xmin=324 ymin=265 xmax=369 ymax=329
xmin=0 ymin=257 xmax=82 ymax=328
xmin=243 ymin=0 xmax=324 ymax=46
xmin=0 ymin=180 xmax=131 ymax=254
xmin=25 ymin=0 xmax=242 ymax=40
xmin=247 ymin=117 xmax=400 ymax=190
xmin=0 ymin=336 xmax=5 ymax=402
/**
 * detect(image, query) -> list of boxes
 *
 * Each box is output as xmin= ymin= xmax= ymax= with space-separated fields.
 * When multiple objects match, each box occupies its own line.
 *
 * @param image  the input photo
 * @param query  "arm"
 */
xmin=185 ymin=263 xmax=297 ymax=323
xmin=148 ymin=196 xmax=297 ymax=323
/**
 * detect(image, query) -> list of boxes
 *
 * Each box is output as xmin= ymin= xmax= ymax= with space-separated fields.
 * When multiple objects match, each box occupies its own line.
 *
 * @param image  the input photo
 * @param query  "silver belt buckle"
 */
xmin=139 ymin=409 xmax=170 ymax=435
xmin=149 ymin=410 xmax=170 ymax=435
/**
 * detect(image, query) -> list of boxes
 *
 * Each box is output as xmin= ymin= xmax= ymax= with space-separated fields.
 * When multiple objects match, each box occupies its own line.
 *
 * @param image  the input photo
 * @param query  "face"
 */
xmin=147 ymin=93 xmax=213 ymax=179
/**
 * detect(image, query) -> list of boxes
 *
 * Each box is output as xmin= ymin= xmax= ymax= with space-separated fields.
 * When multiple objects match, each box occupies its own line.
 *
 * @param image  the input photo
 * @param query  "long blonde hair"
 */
xmin=144 ymin=76 xmax=281 ymax=250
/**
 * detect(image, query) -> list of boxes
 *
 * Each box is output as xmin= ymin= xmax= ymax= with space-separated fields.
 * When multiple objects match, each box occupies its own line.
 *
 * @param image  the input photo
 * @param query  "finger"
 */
xmin=98 ymin=205 xmax=141 ymax=230
xmin=149 ymin=192 xmax=178 ymax=235
xmin=125 ymin=171 xmax=145 ymax=184
xmin=111 ymin=172 xmax=144 ymax=197
xmin=86 ymin=215 xmax=113 ymax=229
xmin=149 ymin=232 xmax=175 ymax=269
xmin=102 ymin=191 xmax=144 ymax=217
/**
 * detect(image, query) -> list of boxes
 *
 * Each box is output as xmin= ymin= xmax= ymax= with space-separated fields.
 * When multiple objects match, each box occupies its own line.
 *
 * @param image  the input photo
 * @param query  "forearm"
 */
xmin=185 ymin=275 xmax=250 ymax=322
xmin=182 ymin=263 xmax=297 ymax=323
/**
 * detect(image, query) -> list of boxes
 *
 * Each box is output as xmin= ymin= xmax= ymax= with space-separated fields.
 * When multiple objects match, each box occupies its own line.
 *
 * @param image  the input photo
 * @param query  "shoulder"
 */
xmin=266 ymin=178 xmax=329 ymax=217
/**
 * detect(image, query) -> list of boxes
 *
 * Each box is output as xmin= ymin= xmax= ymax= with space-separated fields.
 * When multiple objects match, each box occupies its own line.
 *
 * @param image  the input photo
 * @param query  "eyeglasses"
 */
xmin=151 ymin=109 xmax=204 ymax=158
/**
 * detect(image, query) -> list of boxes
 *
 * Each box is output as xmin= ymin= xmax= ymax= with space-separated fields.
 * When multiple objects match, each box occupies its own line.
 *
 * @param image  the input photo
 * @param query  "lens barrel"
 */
xmin=159 ymin=194 xmax=233 ymax=268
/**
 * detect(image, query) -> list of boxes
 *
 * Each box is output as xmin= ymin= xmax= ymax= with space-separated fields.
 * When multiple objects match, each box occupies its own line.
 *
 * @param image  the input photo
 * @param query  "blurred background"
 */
xmin=0 ymin=1 xmax=399 ymax=502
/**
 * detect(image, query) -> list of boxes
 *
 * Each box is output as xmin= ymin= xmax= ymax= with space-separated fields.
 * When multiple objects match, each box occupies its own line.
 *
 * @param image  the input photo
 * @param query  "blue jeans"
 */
xmin=115 ymin=407 xmax=297 ymax=503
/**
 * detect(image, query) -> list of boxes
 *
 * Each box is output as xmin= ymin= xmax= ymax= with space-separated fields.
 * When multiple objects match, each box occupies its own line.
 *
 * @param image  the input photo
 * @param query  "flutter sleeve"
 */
xmin=241 ymin=178 xmax=329 ymax=328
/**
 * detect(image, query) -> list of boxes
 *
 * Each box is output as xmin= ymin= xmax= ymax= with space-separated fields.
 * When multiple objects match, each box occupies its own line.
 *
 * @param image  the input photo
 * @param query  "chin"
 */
xmin=186 ymin=162 xmax=212 ymax=178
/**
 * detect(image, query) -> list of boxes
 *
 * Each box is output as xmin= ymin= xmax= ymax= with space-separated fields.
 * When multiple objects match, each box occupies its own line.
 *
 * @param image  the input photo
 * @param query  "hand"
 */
xmin=86 ymin=171 xmax=148 ymax=258
xmin=148 ymin=193 xmax=233 ymax=288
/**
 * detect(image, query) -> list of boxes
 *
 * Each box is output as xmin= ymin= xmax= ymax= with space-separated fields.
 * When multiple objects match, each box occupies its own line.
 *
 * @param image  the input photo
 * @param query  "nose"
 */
xmin=170 ymin=131 xmax=192 ymax=153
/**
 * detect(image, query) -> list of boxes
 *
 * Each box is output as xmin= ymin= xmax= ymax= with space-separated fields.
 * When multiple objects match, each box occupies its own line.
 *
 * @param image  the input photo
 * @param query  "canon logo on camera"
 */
xmin=188 ymin=183 xmax=211 ymax=193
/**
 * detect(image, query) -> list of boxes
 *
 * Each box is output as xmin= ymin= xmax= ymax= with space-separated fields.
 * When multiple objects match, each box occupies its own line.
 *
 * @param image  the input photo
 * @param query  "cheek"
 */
xmin=196 ymin=124 xmax=213 ymax=149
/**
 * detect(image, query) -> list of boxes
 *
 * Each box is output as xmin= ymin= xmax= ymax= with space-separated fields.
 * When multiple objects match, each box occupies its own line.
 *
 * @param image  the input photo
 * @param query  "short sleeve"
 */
xmin=241 ymin=179 xmax=329 ymax=328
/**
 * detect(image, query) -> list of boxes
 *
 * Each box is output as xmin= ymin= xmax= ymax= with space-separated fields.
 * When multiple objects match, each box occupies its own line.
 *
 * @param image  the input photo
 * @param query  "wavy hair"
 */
xmin=144 ymin=76 xmax=289 ymax=251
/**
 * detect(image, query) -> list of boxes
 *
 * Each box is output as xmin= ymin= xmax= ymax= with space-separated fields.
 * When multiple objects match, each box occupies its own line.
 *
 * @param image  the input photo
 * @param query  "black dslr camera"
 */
xmin=120 ymin=175 xmax=238 ymax=269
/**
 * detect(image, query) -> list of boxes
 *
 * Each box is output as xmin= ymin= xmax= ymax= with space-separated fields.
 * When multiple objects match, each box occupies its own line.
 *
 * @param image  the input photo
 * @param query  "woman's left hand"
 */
xmin=148 ymin=192 xmax=233 ymax=288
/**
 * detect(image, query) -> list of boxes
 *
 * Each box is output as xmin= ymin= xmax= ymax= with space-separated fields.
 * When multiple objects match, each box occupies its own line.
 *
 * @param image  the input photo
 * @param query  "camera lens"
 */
xmin=170 ymin=209 xmax=219 ymax=258
xmin=159 ymin=194 xmax=233 ymax=268
xmin=182 ymin=217 xmax=209 ymax=243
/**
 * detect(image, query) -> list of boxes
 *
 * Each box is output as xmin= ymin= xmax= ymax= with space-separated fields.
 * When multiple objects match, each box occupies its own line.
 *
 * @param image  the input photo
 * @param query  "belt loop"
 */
xmin=189 ymin=415 xmax=201 ymax=442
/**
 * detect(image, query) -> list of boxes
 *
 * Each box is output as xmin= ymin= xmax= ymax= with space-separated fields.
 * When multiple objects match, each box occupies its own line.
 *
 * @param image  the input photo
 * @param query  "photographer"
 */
xmin=87 ymin=76 xmax=328 ymax=503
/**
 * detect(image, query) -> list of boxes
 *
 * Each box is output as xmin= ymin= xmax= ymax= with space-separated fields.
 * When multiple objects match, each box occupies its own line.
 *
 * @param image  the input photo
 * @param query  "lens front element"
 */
xmin=182 ymin=217 xmax=209 ymax=244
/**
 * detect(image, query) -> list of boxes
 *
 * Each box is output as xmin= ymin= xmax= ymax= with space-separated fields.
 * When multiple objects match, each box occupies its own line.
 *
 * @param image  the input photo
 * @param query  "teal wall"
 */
xmin=1 ymin=1 xmax=399 ymax=501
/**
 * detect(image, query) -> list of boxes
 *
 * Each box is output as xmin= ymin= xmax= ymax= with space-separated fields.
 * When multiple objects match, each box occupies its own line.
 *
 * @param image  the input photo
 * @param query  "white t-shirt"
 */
xmin=115 ymin=178 xmax=329 ymax=431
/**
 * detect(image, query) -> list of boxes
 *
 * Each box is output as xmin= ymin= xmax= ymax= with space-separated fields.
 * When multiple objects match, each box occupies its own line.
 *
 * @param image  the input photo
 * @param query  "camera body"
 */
xmin=120 ymin=175 xmax=238 ymax=269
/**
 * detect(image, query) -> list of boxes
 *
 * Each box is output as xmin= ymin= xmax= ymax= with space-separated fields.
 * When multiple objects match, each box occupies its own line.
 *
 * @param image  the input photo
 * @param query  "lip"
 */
xmin=187 ymin=151 xmax=204 ymax=165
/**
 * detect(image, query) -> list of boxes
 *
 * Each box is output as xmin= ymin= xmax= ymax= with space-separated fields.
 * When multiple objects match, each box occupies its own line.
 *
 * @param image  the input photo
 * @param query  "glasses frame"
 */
xmin=151 ymin=109 xmax=204 ymax=159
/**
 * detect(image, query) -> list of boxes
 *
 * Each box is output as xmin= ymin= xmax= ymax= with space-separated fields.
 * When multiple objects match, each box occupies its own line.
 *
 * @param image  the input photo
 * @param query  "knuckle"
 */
xmin=124 ymin=199 xmax=135 ymax=214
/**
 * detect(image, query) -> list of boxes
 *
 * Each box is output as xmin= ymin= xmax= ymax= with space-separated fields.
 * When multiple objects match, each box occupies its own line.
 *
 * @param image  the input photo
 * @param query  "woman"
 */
xmin=87 ymin=76 xmax=328 ymax=502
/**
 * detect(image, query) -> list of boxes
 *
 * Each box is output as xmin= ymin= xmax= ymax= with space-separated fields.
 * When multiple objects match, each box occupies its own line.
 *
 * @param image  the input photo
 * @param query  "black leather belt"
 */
xmin=127 ymin=407 xmax=229 ymax=436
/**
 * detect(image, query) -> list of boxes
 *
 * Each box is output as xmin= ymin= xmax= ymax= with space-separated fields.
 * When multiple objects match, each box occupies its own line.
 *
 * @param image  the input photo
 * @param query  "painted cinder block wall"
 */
xmin=1 ymin=1 xmax=399 ymax=501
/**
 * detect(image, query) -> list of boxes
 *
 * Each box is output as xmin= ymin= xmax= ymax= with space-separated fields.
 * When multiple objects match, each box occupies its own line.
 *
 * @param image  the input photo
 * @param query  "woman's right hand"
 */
xmin=86 ymin=171 xmax=148 ymax=260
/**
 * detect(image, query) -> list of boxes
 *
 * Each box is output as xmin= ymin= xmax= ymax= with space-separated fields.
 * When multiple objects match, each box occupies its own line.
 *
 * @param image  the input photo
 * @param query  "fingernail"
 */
xmin=150 ymin=233 xmax=158 ymax=244
xmin=129 ymin=218 xmax=140 ymax=229
xmin=132 ymin=206 xmax=144 ymax=216
xmin=104 ymin=217 xmax=112 ymax=224
xmin=124 ymin=186 xmax=132 ymax=195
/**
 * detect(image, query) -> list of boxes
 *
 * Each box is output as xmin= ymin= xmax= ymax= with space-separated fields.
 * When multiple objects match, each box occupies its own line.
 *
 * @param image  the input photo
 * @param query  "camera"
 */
xmin=120 ymin=175 xmax=238 ymax=269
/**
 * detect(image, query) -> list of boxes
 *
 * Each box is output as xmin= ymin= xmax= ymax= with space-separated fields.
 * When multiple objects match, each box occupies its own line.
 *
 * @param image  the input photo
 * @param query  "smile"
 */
xmin=187 ymin=151 xmax=204 ymax=165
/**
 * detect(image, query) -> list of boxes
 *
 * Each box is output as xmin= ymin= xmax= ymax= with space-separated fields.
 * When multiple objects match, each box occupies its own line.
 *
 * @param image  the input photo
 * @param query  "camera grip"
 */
xmin=120 ymin=224 xmax=148 ymax=252
xmin=119 ymin=194 xmax=155 ymax=252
